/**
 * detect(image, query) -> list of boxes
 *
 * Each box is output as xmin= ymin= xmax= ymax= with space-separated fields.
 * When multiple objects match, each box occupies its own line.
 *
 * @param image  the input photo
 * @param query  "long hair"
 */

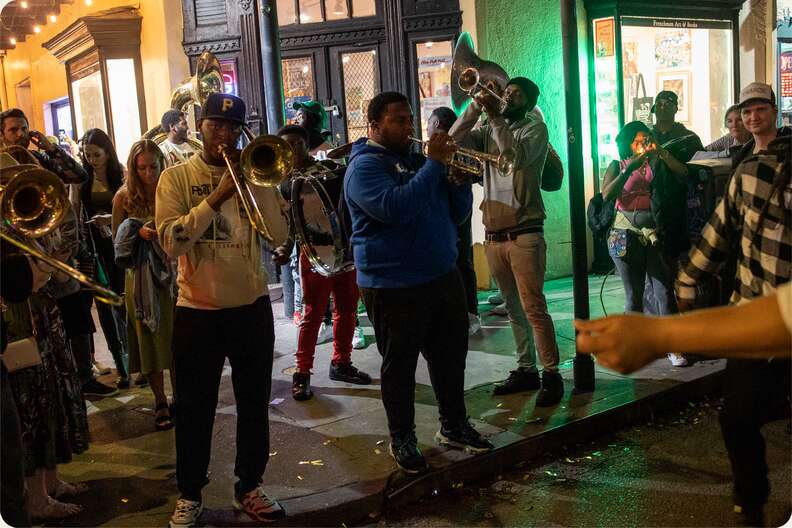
xmin=79 ymin=128 xmax=124 ymax=215
xmin=123 ymin=139 xmax=164 ymax=218
xmin=615 ymin=121 xmax=651 ymax=160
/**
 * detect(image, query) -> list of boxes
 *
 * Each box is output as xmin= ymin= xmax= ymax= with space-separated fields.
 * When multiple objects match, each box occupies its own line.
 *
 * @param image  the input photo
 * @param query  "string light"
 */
xmin=33 ymin=25 xmax=41 ymax=34
xmin=49 ymin=14 xmax=57 ymax=23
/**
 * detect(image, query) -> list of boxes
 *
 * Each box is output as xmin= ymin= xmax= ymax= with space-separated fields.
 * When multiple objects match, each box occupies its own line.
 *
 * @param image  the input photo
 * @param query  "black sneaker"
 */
xmin=493 ymin=368 xmax=540 ymax=395
xmin=535 ymin=370 xmax=564 ymax=407
xmin=436 ymin=420 xmax=494 ymax=453
xmin=329 ymin=362 xmax=372 ymax=385
xmin=134 ymin=374 xmax=149 ymax=387
xmin=292 ymin=372 xmax=313 ymax=401
xmin=82 ymin=379 xmax=119 ymax=397
xmin=389 ymin=434 xmax=428 ymax=475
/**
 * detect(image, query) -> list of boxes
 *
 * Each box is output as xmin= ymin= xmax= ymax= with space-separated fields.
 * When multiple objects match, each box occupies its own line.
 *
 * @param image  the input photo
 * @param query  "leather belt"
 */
xmin=485 ymin=226 xmax=544 ymax=242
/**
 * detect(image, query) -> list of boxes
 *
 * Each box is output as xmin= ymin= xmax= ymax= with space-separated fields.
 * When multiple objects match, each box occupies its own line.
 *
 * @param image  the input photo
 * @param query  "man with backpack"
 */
xmin=450 ymin=77 xmax=563 ymax=406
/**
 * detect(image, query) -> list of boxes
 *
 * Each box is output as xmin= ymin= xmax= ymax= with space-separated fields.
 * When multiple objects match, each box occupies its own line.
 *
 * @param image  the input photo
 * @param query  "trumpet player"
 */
xmin=0 ymin=108 xmax=87 ymax=184
xmin=345 ymin=92 xmax=493 ymax=476
xmin=155 ymin=93 xmax=285 ymax=527
xmin=450 ymin=77 xmax=563 ymax=406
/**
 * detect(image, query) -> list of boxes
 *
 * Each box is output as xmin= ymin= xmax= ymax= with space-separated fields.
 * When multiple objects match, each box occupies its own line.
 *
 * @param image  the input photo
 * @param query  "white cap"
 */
xmin=738 ymin=82 xmax=775 ymax=107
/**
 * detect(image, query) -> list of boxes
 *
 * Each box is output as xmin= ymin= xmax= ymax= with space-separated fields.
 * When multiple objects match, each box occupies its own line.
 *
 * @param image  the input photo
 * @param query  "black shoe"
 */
xmin=436 ymin=420 xmax=494 ymax=453
xmin=535 ymin=370 xmax=564 ymax=407
xmin=493 ymin=368 xmax=540 ymax=395
xmin=329 ymin=362 xmax=372 ymax=385
xmin=134 ymin=374 xmax=149 ymax=387
xmin=292 ymin=372 xmax=313 ymax=401
xmin=116 ymin=377 xmax=130 ymax=390
xmin=82 ymin=378 xmax=119 ymax=397
xmin=734 ymin=504 xmax=765 ymax=527
xmin=389 ymin=434 xmax=428 ymax=475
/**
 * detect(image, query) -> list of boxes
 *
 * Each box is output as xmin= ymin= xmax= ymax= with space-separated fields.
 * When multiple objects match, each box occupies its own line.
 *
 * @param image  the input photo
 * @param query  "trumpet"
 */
xmin=409 ymin=137 xmax=515 ymax=176
xmin=458 ymin=67 xmax=510 ymax=114
xmin=217 ymin=134 xmax=294 ymax=243
xmin=0 ymin=157 xmax=122 ymax=305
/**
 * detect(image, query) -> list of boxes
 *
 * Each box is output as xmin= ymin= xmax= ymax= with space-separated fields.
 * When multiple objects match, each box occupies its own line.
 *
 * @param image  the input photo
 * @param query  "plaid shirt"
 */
xmin=676 ymin=149 xmax=791 ymax=304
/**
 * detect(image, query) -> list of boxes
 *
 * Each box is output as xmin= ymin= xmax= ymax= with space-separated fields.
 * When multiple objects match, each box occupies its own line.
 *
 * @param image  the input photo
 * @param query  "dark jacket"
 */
xmin=344 ymin=138 xmax=472 ymax=288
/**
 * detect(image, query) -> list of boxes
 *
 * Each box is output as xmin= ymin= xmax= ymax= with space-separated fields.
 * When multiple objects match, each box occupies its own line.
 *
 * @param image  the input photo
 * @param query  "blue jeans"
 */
xmin=610 ymin=231 xmax=676 ymax=315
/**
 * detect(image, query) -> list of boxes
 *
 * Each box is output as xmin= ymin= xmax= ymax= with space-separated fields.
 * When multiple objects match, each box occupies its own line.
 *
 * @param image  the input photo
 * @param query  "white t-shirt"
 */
xmin=160 ymin=139 xmax=198 ymax=167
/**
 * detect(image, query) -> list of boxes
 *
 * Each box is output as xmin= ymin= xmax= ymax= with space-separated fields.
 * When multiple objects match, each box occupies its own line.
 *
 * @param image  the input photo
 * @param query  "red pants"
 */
xmin=296 ymin=252 xmax=359 ymax=372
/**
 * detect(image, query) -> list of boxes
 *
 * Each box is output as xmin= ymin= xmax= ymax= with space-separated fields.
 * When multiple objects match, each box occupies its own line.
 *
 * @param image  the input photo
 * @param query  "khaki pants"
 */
xmin=485 ymin=232 xmax=559 ymax=372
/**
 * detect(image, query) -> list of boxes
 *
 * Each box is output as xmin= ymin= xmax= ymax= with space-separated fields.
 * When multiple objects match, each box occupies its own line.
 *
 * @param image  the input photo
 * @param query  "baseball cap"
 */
xmin=201 ymin=93 xmax=247 ymax=125
xmin=738 ymin=82 xmax=775 ymax=108
xmin=651 ymin=91 xmax=678 ymax=113
xmin=293 ymin=100 xmax=328 ymax=130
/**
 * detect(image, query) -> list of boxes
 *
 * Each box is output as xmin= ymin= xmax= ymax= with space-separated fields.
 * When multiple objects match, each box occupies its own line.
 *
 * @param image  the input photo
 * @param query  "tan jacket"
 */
xmin=450 ymin=104 xmax=548 ymax=232
xmin=155 ymin=154 xmax=269 ymax=310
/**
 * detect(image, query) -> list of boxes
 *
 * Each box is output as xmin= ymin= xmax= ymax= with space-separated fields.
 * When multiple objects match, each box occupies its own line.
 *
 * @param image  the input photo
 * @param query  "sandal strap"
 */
xmin=155 ymin=401 xmax=170 ymax=411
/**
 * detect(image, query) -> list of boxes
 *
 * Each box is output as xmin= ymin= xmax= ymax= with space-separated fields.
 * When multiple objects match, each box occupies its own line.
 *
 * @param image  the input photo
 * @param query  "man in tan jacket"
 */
xmin=156 ymin=93 xmax=285 ymax=527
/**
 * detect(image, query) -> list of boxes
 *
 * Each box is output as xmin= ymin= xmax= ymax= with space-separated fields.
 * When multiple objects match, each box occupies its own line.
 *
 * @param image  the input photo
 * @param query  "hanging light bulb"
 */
xmin=9 ymin=37 xmax=17 ymax=45
xmin=425 ymin=41 xmax=434 ymax=48
xmin=20 ymin=1 xmax=29 ymax=8
xmin=33 ymin=25 xmax=41 ymax=34
xmin=49 ymin=14 xmax=57 ymax=23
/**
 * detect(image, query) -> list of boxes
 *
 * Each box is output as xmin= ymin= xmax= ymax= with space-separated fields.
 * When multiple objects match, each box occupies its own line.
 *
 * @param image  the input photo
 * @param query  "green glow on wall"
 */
xmin=451 ymin=32 xmax=474 ymax=116
xmin=475 ymin=0 xmax=573 ymax=278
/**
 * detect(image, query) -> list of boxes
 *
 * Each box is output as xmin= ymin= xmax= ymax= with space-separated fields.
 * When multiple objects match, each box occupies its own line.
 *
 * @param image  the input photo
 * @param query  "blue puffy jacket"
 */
xmin=343 ymin=138 xmax=472 ymax=288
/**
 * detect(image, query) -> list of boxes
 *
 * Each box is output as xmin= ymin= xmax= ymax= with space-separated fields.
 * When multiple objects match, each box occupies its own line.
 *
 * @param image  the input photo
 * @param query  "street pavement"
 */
xmin=53 ymin=276 xmax=733 ymax=527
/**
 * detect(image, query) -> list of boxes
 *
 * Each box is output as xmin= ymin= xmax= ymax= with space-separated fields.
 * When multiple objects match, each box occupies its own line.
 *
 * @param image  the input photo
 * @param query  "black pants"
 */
xmin=1 ymin=368 xmax=29 ymax=527
xmin=456 ymin=215 xmax=478 ymax=315
xmin=719 ymin=358 xmax=791 ymax=509
xmin=360 ymin=270 xmax=469 ymax=440
xmin=172 ymin=296 xmax=275 ymax=501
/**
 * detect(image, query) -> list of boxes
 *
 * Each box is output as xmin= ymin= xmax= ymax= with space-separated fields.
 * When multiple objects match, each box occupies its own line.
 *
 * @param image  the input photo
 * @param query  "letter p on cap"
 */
xmin=222 ymin=98 xmax=234 ymax=112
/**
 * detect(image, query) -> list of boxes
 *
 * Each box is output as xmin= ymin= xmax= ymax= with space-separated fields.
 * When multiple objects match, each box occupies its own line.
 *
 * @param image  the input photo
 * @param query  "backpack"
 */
xmin=541 ymin=143 xmax=564 ymax=192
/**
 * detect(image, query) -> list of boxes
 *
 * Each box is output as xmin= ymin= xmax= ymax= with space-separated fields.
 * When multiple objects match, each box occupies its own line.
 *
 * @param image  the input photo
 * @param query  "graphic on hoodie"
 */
xmin=199 ymin=212 xmax=233 ymax=241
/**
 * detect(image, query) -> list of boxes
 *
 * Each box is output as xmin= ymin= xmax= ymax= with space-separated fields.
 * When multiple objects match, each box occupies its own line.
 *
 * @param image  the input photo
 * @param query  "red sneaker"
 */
xmin=232 ymin=486 xmax=285 ymax=522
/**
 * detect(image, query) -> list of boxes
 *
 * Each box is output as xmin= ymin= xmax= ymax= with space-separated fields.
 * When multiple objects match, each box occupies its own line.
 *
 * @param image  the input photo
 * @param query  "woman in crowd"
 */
xmin=77 ymin=129 xmax=134 ymax=388
xmin=704 ymin=104 xmax=751 ymax=154
xmin=600 ymin=120 xmax=685 ymax=367
xmin=111 ymin=139 xmax=175 ymax=430
xmin=4 ymin=211 xmax=90 ymax=521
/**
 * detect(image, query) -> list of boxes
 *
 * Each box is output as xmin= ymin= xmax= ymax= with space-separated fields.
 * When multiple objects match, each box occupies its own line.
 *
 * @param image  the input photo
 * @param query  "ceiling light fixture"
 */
xmin=85 ymin=0 xmax=93 ymax=6
xmin=33 ymin=25 xmax=41 ymax=34
xmin=20 ymin=1 xmax=29 ymax=8
xmin=425 ymin=41 xmax=433 ymax=48
xmin=49 ymin=14 xmax=57 ymax=23
xmin=9 ymin=37 xmax=17 ymax=45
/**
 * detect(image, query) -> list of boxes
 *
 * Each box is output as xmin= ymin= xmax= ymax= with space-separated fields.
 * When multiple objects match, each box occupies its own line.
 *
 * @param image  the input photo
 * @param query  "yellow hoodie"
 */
xmin=155 ymin=154 xmax=268 ymax=310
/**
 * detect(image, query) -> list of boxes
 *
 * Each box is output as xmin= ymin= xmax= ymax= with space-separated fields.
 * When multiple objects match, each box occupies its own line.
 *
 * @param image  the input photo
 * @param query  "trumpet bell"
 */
xmin=241 ymin=135 xmax=295 ymax=188
xmin=450 ymin=32 xmax=510 ymax=112
xmin=458 ymin=68 xmax=480 ymax=93
xmin=1 ymin=168 xmax=69 ymax=238
xmin=497 ymin=149 xmax=516 ymax=174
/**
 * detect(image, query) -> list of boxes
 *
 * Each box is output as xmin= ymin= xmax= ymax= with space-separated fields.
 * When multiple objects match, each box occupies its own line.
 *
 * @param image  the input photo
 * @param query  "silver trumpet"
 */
xmin=410 ymin=137 xmax=515 ymax=176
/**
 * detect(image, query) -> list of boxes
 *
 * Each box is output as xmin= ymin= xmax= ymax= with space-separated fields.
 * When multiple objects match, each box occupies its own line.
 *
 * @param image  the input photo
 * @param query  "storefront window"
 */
xmin=780 ymin=45 xmax=792 ymax=126
xmin=106 ymin=58 xmax=141 ymax=162
xmin=282 ymin=57 xmax=316 ymax=122
xmin=342 ymin=50 xmax=379 ymax=141
xmin=620 ymin=17 xmax=733 ymax=145
xmin=415 ymin=41 xmax=453 ymax=138
xmin=592 ymin=17 xmax=619 ymax=180
xmin=277 ymin=0 xmax=375 ymax=25
xmin=71 ymin=68 xmax=107 ymax=139
xmin=220 ymin=60 xmax=239 ymax=96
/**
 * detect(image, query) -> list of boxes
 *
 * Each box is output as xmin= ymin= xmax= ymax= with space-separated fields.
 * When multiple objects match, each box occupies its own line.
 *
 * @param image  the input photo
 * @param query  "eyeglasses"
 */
xmin=204 ymin=120 xmax=242 ymax=134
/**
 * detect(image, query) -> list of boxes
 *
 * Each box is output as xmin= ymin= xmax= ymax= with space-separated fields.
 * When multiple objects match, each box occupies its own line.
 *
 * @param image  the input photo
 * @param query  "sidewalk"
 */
xmin=59 ymin=275 xmax=724 ymax=527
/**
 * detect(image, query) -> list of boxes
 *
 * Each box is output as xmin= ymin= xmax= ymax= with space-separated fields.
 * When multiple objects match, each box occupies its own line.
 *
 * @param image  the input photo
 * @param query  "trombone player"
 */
xmin=450 ymin=76 xmax=564 ymax=406
xmin=0 ymin=108 xmax=87 ymax=184
xmin=155 ymin=93 xmax=285 ymax=527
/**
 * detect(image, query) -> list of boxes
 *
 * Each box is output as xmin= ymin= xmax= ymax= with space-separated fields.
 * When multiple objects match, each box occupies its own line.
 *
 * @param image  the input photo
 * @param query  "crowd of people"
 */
xmin=0 ymin=59 xmax=788 ymax=528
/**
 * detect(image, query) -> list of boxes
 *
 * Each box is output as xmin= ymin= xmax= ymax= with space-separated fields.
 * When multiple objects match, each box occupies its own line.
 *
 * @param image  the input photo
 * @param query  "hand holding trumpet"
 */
xmin=424 ymin=132 xmax=457 ymax=165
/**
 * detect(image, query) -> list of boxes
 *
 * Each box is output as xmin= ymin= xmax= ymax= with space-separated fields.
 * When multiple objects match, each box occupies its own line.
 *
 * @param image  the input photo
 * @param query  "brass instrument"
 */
xmin=141 ymin=50 xmax=222 ymax=150
xmin=409 ymin=137 xmax=515 ymax=176
xmin=451 ymin=32 xmax=511 ymax=113
xmin=0 ymin=152 xmax=122 ymax=305
xmin=217 ymin=135 xmax=294 ymax=243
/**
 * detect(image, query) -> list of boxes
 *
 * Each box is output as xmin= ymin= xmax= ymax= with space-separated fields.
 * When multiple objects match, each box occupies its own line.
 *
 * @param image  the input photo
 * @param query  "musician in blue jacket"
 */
xmin=344 ymin=91 xmax=493 ymax=476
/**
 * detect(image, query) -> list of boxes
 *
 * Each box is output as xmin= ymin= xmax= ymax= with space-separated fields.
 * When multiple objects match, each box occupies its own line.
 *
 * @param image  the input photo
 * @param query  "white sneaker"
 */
xmin=317 ymin=322 xmax=333 ymax=344
xmin=490 ymin=303 xmax=508 ymax=317
xmin=352 ymin=326 xmax=366 ymax=349
xmin=668 ymin=353 xmax=688 ymax=367
xmin=92 ymin=361 xmax=112 ymax=376
xmin=468 ymin=313 xmax=481 ymax=336
xmin=169 ymin=498 xmax=203 ymax=528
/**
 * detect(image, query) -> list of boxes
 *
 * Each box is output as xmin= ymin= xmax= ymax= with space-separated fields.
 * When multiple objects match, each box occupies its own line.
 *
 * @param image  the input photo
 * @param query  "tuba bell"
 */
xmin=142 ymin=50 xmax=224 ymax=148
xmin=450 ymin=32 xmax=511 ymax=113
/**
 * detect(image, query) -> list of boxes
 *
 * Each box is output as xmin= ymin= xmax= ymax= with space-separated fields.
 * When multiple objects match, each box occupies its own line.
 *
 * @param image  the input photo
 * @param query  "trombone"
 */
xmin=409 ymin=137 xmax=515 ymax=176
xmin=217 ymin=134 xmax=294 ymax=243
xmin=0 ymin=154 xmax=122 ymax=305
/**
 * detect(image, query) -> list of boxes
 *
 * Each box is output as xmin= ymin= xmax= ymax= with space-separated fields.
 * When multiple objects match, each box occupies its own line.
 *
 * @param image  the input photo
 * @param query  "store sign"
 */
xmin=595 ymin=18 xmax=615 ymax=57
xmin=621 ymin=17 xmax=731 ymax=30
xmin=220 ymin=61 xmax=238 ymax=96
xmin=781 ymin=51 xmax=792 ymax=98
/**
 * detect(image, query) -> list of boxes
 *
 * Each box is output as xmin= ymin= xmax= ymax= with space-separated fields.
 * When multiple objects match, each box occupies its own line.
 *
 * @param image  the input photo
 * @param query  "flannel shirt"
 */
xmin=676 ymin=149 xmax=791 ymax=304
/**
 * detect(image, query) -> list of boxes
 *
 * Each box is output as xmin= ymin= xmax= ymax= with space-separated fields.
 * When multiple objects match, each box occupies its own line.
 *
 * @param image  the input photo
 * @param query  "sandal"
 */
xmin=50 ymin=480 xmax=89 ymax=499
xmin=154 ymin=402 xmax=173 ymax=431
